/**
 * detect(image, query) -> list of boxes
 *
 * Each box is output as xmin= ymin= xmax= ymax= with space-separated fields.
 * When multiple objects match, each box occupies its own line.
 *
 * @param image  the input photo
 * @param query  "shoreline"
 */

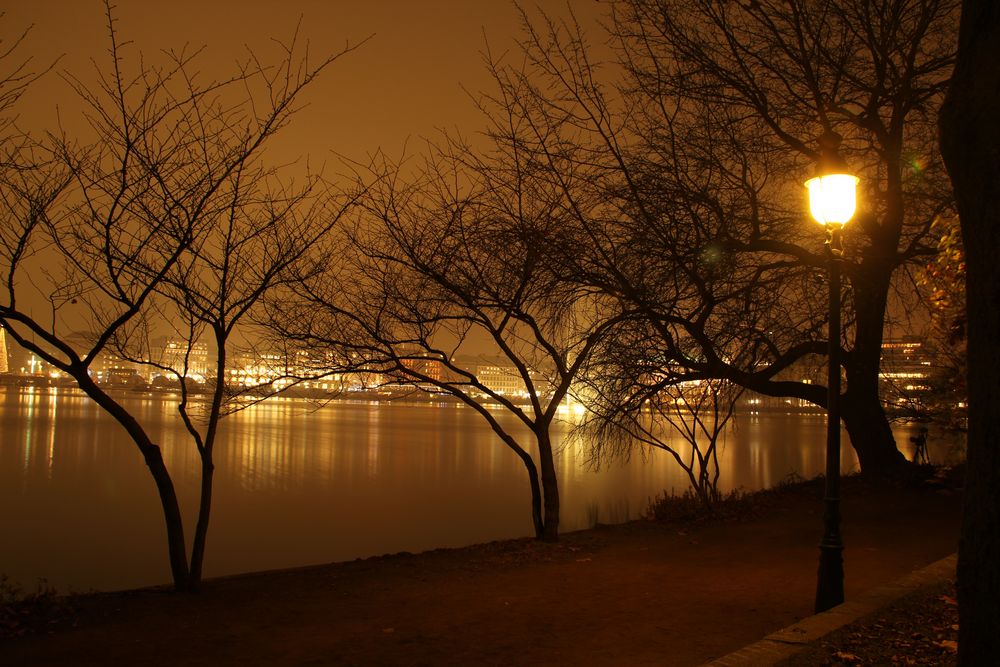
xmin=2 ymin=380 xmax=916 ymax=418
xmin=2 ymin=470 xmax=962 ymax=665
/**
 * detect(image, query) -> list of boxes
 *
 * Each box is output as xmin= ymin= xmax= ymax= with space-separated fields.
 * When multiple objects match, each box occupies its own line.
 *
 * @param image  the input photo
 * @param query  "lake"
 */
xmin=0 ymin=386 xmax=961 ymax=592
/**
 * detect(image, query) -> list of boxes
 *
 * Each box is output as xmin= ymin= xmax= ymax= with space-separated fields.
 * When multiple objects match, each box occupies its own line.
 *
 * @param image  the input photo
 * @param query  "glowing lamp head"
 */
xmin=805 ymin=173 xmax=859 ymax=226
xmin=805 ymin=131 xmax=858 ymax=227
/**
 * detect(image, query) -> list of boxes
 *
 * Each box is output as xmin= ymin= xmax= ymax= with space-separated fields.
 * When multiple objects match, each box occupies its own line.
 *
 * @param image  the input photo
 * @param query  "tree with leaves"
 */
xmin=901 ymin=214 xmax=966 ymax=427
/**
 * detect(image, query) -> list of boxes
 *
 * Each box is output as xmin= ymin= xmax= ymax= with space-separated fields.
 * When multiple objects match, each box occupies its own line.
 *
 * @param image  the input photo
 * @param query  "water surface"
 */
xmin=0 ymin=387 xmax=958 ymax=592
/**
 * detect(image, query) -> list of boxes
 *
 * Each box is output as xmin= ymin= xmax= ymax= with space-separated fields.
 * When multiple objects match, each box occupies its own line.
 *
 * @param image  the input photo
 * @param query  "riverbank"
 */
xmin=1 ymin=470 xmax=961 ymax=666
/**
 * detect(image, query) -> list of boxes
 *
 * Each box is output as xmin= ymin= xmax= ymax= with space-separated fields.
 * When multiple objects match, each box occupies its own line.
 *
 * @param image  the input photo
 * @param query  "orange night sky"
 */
xmin=5 ymin=0 xmax=607 ymax=167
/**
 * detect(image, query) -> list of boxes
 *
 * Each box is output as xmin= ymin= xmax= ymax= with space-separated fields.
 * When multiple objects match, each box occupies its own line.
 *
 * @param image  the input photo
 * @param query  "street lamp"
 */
xmin=805 ymin=130 xmax=858 ymax=613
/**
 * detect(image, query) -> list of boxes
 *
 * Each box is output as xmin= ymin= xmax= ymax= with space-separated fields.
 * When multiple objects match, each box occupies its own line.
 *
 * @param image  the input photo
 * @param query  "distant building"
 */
xmin=0 ymin=326 xmax=7 ymax=374
xmin=92 ymin=352 xmax=142 ymax=385
xmin=880 ymin=336 xmax=938 ymax=405
xmin=451 ymin=356 xmax=552 ymax=400
xmin=474 ymin=362 xmax=530 ymax=397
xmin=101 ymin=366 xmax=146 ymax=388
xmin=229 ymin=350 xmax=286 ymax=387
xmin=157 ymin=338 xmax=211 ymax=380
xmin=399 ymin=352 xmax=447 ymax=384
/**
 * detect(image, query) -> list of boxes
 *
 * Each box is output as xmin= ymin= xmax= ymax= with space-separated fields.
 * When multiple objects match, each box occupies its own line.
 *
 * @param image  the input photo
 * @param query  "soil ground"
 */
xmin=779 ymin=579 xmax=959 ymax=666
xmin=1 ymin=473 xmax=961 ymax=666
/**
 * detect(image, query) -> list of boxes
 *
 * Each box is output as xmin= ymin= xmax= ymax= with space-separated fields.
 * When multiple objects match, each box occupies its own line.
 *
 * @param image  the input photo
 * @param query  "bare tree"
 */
xmin=493 ymin=0 xmax=959 ymax=475
xmin=121 ymin=162 xmax=358 ymax=588
xmin=0 ymin=3 xmax=358 ymax=590
xmin=580 ymin=332 xmax=744 ymax=508
xmin=270 ymin=132 xmax=629 ymax=540
xmin=617 ymin=0 xmax=961 ymax=474
xmin=0 ymin=14 xmax=56 ymax=142
xmin=939 ymin=0 xmax=1000 ymax=661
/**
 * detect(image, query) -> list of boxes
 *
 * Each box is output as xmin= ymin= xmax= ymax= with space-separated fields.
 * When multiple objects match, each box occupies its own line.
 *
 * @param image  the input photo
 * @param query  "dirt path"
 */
xmin=1 ymin=476 xmax=961 ymax=666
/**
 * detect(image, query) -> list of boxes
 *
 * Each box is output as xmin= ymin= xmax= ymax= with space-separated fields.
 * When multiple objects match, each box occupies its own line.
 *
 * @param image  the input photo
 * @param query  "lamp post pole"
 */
xmin=815 ymin=223 xmax=845 ymax=613
xmin=804 ymin=130 xmax=856 ymax=613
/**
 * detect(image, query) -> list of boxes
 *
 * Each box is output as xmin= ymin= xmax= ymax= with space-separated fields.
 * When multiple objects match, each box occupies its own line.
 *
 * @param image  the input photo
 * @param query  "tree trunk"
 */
xmin=514 ymin=448 xmax=545 ymax=539
xmin=536 ymin=430 xmax=560 ymax=541
xmin=188 ymin=455 xmax=215 ymax=589
xmin=479 ymin=417 xmax=548 ymax=539
xmin=140 ymin=443 xmax=191 ymax=591
xmin=79 ymin=377 xmax=190 ymax=590
xmin=842 ymin=244 xmax=908 ymax=475
xmin=841 ymin=380 xmax=907 ymax=475
xmin=939 ymin=1 xmax=1000 ymax=661
xmin=187 ymin=332 xmax=226 ymax=590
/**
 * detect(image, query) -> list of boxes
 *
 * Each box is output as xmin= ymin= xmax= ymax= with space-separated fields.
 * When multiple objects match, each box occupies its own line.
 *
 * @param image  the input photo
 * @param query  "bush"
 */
xmin=645 ymin=472 xmax=818 ymax=525
xmin=0 ymin=574 xmax=71 ymax=638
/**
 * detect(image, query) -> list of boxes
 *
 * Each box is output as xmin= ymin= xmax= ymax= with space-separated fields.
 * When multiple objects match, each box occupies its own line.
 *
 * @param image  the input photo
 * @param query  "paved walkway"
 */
xmin=707 ymin=553 xmax=957 ymax=665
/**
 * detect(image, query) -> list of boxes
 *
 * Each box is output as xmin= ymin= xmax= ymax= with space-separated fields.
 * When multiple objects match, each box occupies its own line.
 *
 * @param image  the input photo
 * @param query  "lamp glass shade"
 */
xmin=805 ymin=173 xmax=859 ymax=226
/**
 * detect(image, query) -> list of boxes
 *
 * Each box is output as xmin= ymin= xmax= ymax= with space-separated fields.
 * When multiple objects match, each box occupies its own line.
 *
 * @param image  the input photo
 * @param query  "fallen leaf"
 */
xmin=833 ymin=650 xmax=860 ymax=663
xmin=936 ymin=639 xmax=958 ymax=653
xmin=938 ymin=595 xmax=958 ymax=606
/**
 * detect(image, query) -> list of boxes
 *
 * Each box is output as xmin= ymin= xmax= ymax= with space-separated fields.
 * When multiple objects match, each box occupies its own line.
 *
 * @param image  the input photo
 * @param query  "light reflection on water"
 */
xmin=0 ymin=387 xmax=962 ymax=592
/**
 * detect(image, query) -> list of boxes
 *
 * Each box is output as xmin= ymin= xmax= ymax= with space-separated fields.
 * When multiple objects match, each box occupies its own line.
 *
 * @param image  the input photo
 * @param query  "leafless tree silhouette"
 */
xmin=0 ymin=2 xmax=360 ymax=590
xmin=270 ymin=131 xmax=631 ymax=540
xmin=488 ymin=0 xmax=958 ymax=475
